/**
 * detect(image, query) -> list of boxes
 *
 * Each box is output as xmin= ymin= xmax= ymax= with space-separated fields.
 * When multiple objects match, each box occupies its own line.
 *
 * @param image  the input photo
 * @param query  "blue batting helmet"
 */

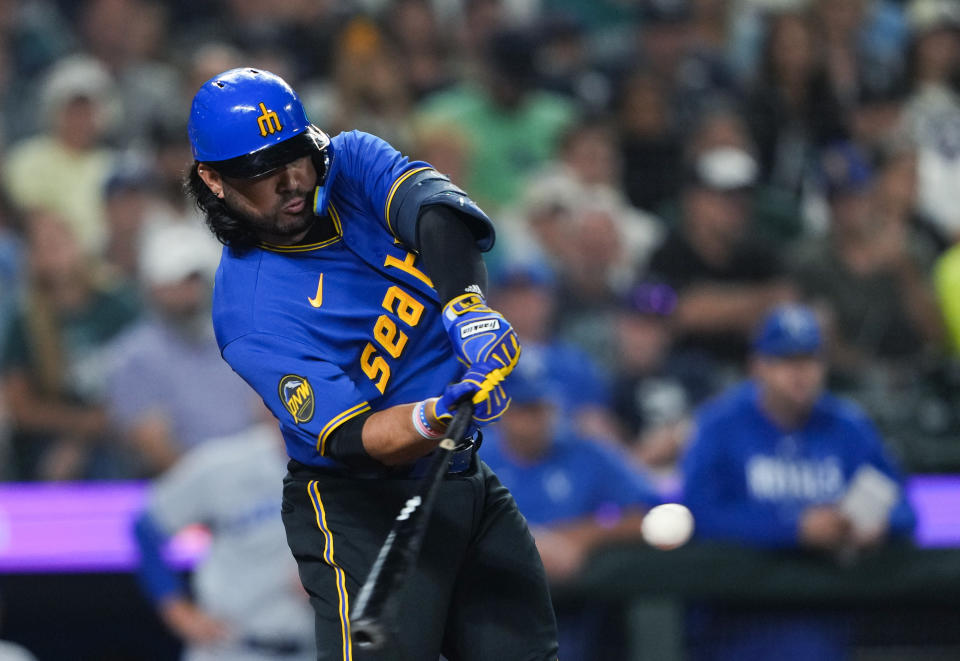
xmin=188 ymin=68 xmax=329 ymax=179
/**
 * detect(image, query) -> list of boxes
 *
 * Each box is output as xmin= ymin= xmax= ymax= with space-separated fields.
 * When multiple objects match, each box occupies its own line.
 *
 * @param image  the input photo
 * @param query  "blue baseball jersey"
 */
xmin=682 ymin=381 xmax=916 ymax=548
xmin=481 ymin=428 xmax=661 ymax=526
xmin=212 ymin=131 xmax=493 ymax=469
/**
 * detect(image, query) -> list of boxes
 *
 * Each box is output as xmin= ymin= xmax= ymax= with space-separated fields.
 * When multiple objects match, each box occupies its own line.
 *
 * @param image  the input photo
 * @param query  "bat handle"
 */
xmin=443 ymin=399 xmax=475 ymax=448
xmin=350 ymin=399 xmax=475 ymax=650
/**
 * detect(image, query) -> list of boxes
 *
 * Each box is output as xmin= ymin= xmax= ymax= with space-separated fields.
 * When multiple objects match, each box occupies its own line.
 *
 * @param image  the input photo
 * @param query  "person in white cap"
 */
xmin=105 ymin=221 xmax=260 ymax=476
xmin=647 ymin=144 xmax=796 ymax=371
xmin=2 ymin=55 xmax=118 ymax=256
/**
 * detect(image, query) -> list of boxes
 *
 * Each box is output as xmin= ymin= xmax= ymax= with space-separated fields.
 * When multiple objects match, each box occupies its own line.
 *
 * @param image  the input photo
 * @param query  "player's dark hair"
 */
xmin=184 ymin=162 xmax=259 ymax=250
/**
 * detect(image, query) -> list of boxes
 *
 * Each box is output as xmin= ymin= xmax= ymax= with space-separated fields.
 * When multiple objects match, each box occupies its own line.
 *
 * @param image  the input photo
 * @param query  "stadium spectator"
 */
xmin=408 ymin=119 xmax=471 ymax=205
xmin=482 ymin=369 xmax=660 ymax=573
xmin=611 ymin=280 xmax=718 ymax=484
xmin=0 ymin=210 xmax=140 ymax=480
xmin=382 ymin=0 xmax=454 ymax=101
xmin=553 ymin=118 xmax=623 ymax=193
xmin=143 ymin=120 xmax=205 ymax=227
xmin=452 ymin=0 xmax=509 ymax=78
xmin=78 ymin=0 xmax=182 ymax=148
xmin=810 ymin=0 xmax=889 ymax=117
xmin=481 ymin=368 xmax=660 ymax=660
xmin=0 ymin=0 xmax=76 ymax=147
xmin=516 ymin=115 xmax=663 ymax=266
xmin=636 ymin=0 xmax=738 ymax=132
xmin=536 ymin=12 xmax=614 ymax=113
xmin=617 ymin=69 xmax=684 ymax=213
xmin=181 ymin=43 xmax=246 ymax=115
xmin=899 ymin=0 xmax=960 ymax=241
xmin=792 ymin=141 xmax=944 ymax=385
xmin=106 ymin=221 xmax=259 ymax=476
xmin=647 ymin=144 xmax=795 ymax=371
xmin=132 ymin=419 xmax=315 ymax=661
xmin=100 ymin=165 xmax=158 ymax=280
xmin=2 ymin=55 xmax=117 ymax=256
xmin=495 ymin=167 xmax=581 ymax=278
xmin=743 ymin=10 xmax=847 ymax=206
xmin=489 ymin=261 xmax=619 ymax=443
xmin=555 ymin=186 xmax=663 ymax=369
xmin=871 ymin=140 xmax=945 ymax=267
xmin=682 ymin=303 xmax=916 ymax=660
xmin=416 ymin=27 xmax=578 ymax=211
xmin=324 ymin=18 xmax=415 ymax=150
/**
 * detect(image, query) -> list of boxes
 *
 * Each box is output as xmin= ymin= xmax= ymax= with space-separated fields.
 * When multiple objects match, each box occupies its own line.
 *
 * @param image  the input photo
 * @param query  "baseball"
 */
xmin=642 ymin=503 xmax=694 ymax=550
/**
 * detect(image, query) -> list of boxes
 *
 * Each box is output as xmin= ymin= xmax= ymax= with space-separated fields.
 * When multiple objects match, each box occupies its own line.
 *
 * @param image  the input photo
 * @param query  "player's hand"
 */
xmin=442 ymin=293 xmax=521 ymax=368
xmin=434 ymin=357 xmax=518 ymax=426
xmin=799 ymin=506 xmax=851 ymax=551
xmin=160 ymin=597 xmax=230 ymax=645
xmin=530 ymin=526 xmax=589 ymax=582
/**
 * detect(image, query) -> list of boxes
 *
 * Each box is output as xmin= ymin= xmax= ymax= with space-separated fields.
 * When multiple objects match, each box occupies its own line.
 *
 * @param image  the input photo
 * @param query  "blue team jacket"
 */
xmin=682 ymin=381 xmax=916 ymax=548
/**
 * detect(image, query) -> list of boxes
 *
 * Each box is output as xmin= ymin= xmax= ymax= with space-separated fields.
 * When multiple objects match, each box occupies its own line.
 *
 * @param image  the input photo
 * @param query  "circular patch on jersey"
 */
xmin=279 ymin=375 xmax=315 ymax=424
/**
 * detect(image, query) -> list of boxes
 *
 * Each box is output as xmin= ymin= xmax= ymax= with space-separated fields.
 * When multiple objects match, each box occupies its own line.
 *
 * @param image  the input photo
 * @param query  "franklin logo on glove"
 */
xmin=460 ymin=319 xmax=501 ymax=338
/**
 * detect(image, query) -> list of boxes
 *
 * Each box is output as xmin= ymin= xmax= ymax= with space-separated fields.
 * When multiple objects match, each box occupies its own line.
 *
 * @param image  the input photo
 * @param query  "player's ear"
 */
xmin=197 ymin=163 xmax=224 ymax=199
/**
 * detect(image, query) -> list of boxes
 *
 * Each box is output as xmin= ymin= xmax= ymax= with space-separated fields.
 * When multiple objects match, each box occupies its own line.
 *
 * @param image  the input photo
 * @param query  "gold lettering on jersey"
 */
xmin=308 ymin=273 xmax=323 ymax=308
xmin=358 ymin=284 xmax=424 ymax=393
xmin=360 ymin=343 xmax=390 ymax=393
xmin=257 ymin=102 xmax=283 ymax=137
xmin=382 ymin=286 xmax=424 ymax=326
xmin=383 ymin=252 xmax=434 ymax=288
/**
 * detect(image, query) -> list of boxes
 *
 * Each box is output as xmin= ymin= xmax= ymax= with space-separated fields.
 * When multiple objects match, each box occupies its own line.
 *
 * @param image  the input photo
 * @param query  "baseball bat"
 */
xmin=350 ymin=399 xmax=474 ymax=650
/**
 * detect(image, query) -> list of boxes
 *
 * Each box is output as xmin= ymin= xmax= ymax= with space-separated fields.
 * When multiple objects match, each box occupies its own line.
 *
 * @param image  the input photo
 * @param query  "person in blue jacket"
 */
xmin=681 ymin=303 xmax=916 ymax=661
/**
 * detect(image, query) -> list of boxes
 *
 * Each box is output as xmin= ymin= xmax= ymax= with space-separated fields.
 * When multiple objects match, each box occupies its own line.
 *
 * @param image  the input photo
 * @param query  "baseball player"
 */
xmin=133 ymin=422 xmax=316 ymax=661
xmin=185 ymin=68 xmax=558 ymax=660
xmin=681 ymin=304 xmax=916 ymax=661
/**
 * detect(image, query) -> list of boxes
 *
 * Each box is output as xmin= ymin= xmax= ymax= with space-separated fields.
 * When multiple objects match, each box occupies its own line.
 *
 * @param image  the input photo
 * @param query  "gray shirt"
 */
xmin=147 ymin=424 xmax=315 ymax=660
xmin=107 ymin=318 xmax=259 ymax=451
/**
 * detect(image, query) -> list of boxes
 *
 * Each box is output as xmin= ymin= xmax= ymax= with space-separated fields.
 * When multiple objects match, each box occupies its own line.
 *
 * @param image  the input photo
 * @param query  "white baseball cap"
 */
xmin=690 ymin=147 xmax=758 ymax=191
xmin=139 ymin=222 xmax=221 ymax=287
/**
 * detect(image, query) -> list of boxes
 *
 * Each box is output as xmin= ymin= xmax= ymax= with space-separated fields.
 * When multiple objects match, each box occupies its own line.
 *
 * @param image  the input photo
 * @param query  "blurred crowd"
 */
xmin=0 ymin=0 xmax=958 ymax=487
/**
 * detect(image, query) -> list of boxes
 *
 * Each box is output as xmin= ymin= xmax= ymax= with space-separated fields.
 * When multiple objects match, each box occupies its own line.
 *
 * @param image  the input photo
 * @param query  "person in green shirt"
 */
xmin=416 ymin=27 xmax=578 ymax=212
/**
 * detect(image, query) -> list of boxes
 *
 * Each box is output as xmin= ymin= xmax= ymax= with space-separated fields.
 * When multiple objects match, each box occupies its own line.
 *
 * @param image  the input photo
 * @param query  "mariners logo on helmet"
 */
xmin=256 ymin=102 xmax=283 ymax=137
xmin=279 ymin=375 xmax=315 ymax=424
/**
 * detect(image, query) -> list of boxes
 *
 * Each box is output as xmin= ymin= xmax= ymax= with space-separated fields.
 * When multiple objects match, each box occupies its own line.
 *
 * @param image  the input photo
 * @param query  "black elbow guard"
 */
xmin=387 ymin=169 xmax=495 ymax=251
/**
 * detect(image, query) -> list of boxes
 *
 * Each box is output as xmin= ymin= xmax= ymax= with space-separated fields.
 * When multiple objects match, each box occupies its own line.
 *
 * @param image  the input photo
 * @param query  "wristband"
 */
xmin=412 ymin=399 xmax=446 ymax=440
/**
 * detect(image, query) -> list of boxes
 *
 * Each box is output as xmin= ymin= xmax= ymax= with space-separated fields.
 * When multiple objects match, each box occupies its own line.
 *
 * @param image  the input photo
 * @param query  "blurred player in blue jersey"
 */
xmin=682 ymin=303 xmax=915 ymax=661
xmin=185 ymin=68 xmax=558 ymax=660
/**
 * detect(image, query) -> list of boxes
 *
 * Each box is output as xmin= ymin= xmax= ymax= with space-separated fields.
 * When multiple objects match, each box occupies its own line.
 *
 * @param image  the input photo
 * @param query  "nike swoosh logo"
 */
xmin=308 ymin=274 xmax=323 ymax=308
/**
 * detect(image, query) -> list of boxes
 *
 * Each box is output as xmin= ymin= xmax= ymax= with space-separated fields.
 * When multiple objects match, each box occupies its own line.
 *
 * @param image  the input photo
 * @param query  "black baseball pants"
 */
xmin=281 ymin=456 xmax=559 ymax=661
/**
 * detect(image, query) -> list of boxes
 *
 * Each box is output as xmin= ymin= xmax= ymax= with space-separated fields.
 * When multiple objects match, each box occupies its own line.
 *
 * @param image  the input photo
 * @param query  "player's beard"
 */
xmin=223 ymin=189 xmax=315 ymax=243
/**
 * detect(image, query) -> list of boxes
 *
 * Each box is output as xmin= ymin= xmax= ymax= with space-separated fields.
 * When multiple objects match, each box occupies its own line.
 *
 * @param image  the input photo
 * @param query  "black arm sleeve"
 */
xmin=323 ymin=410 xmax=384 ymax=470
xmin=417 ymin=205 xmax=489 ymax=304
